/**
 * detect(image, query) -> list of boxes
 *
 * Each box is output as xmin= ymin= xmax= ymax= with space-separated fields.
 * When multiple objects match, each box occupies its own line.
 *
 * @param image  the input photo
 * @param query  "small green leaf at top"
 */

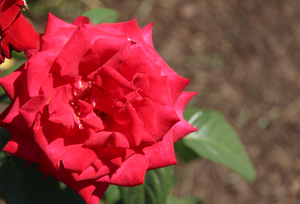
xmin=119 ymin=166 xmax=173 ymax=204
xmin=81 ymin=8 xmax=119 ymax=25
xmin=182 ymin=108 xmax=256 ymax=182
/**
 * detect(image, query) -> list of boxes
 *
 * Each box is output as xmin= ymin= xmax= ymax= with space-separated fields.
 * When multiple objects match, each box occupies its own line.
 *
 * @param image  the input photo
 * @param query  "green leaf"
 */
xmin=174 ymin=107 xmax=202 ymax=163
xmin=61 ymin=186 xmax=86 ymax=204
xmin=0 ymin=59 xmax=26 ymax=103
xmin=102 ymin=185 xmax=123 ymax=204
xmin=11 ymin=51 xmax=26 ymax=60
xmin=183 ymin=107 xmax=200 ymax=120
xmin=119 ymin=166 xmax=173 ymax=204
xmin=82 ymin=8 xmax=119 ymax=25
xmin=182 ymin=109 xmax=256 ymax=181
xmin=0 ymin=127 xmax=11 ymax=150
xmin=166 ymin=196 xmax=181 ymax=204
xmin=0 ymin=157 xmax=63 ymax=204
xmin=174 ymin=139 xmax=200 ymax=163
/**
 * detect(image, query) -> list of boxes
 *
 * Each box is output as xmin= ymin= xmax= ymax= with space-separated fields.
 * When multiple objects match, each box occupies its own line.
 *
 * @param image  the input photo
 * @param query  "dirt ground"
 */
xmin=17 ymin=0 xmax=300 ymax=203
xmin=102 ymin=1 xmax=300 ymax=203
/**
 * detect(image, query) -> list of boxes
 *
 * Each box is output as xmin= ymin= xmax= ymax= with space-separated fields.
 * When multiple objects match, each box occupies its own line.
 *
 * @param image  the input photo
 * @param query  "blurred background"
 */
xmin=7 ymin=0 xmax=300 ymax=203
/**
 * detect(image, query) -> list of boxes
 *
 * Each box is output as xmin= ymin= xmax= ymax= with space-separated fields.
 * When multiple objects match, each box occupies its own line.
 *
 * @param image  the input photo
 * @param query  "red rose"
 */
xmin=0 ymin=0 xmax=39 ymax=63
xmin=0 ymin=14 xmax=197 ymax=204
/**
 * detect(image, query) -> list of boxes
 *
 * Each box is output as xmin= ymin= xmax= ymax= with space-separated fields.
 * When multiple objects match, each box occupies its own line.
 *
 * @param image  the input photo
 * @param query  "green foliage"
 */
xmin=81 ymin=8 xmax=119 ymax=25
xmin=0 ymin=129 xmax=85 ymax=204
xmin=101 ymin=185 xmax=122 ymax=204
xmin=119 ymin=166 xmax=173 ymax=204
xmin=174 ymin=139 xmax=199 ymax=163
xmin=0 ymin=157 xmax=86 ymax=204
xmin=181 ymin=108 xmax=256 ymax=181
xmin=0 ymin=157 xmax=63 ymax=204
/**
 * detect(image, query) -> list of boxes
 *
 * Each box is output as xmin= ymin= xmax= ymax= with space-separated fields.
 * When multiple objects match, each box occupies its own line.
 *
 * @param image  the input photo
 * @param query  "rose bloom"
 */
xmin=0 ymin=13 xmax=197 ymax=204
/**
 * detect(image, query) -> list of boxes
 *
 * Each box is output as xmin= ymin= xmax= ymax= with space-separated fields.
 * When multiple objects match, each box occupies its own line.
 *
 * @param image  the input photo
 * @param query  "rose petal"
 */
xmin=90 ymin=86 xmax=113 ymax=115
xmin=79 ymin=37 xmax=128 ymax=77
xmin=96 ymin=18 xmax=155 ymax=60
xmin=19 ymin=95 xmax=50 ymax=127
xmin=138 ymin=74 xmax=180 ymax=140
xmin=57 ymin=25 xmax=130 ymax=80
xmin=0 ymin=63 xmax=25 ymax=101
xmin=0 ymin=0 xmax=23 ymax=32
xmin=40 ymin=27 xmax=77 ymax=51
xmin=97 ymin=153 xmax=149 ymax=186
xmin=37 ymin=151 xmax=108 ymax=204
xmin=44 ymin=13 xmax=76 ymax=35
xmin=26 ymin=48 xmax=61 ymax=97
xmin=0 ymin=13 xmax=39 ymax=59
xmin=114 ymin=132 xmax=130 ymax=148
xmin=142 ymin=130 xmax=177 ymax=170
xmin=140 ymin=22 xmax=154 ymax=48
xmin=3 ymin=128 xmax=40 ymax=163
xmin=117 ymin=46 xmax=161 ymax=81
xmin=33 ymin=121 xmax=97 ymax=172
xmin=84 ymin=131 xmax=113 ymax=148
xmin=100 ymin=66 xmax=133 ymax=90
xmin=131 ymin=97 xmax=158 ymax=137
xmin=167 ymin=74 xmax=191 ymax=104
xmin=72 ymin=16 xmax=89 ymax=26
xmin=48 ymin=86 xmax=75 ymax=132
xmin=172 ymin=92 xmax=198 ymax=142
xmin=132 ymin=73 xmax=149 ymax=91
xmin=73 ymin=164 xmax=110 ymax=181
xmin=113 ymin=103 xmax=143 ymax=147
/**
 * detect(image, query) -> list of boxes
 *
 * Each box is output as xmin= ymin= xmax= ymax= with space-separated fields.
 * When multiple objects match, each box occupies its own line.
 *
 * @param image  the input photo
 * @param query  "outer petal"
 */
xmin=44 ymin=13 xmax=76 ymax=35
xmin=140 ymin=22 xmax=154 ymax=48
xmin=0 ymin=0 xmax=24 ymax=32
xmin=72 ymin=16 xmax=90 ymax=26
xmin=96 ymin=153 xmax=149 ymax=186
xmin=167 ymin=74 xmax=191 ymax=104
xmin=26 ymin=48 xmax=61 ymax=97
xmin=3 ymin=129 xmax=40 ymax=163
xmin=37 ymin=151 xmax=109 ymax=204
xmin=89 ymin=183 xmax=110 ymax=204
xmin=96 ymin=19 xmax=155 ymax=60
xmin=0 ymin=13 xmax=39 ymax=59
xmin=139 ymin=74 xmax=180 ymax=141
xmin=33 ymin=116 xmax=97 ymax=172
xmin=172 ymin=91 xmax=198 ymax=142
xmin=0 ymin=63 xmax=25 ymax=101
xmin=40 ymin=27 xmax=77 ymax=51
xmin=142 ymin=130 xmax=177 ymax=170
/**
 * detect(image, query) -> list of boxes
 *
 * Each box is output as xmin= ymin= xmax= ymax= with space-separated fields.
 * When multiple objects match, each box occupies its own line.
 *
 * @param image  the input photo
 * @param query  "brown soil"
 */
xmin=103 ymin=1 xmax=300 ymax=203
xmin=20 ymin=0 xmax=300 ymax=203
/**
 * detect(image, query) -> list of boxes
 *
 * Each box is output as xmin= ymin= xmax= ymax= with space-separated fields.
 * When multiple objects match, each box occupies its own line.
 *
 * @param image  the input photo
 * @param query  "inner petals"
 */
xmin=78 ymin=100 xmax=94 ymax=115
xmin=132 ymin=73 xmax=149 ymax=91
